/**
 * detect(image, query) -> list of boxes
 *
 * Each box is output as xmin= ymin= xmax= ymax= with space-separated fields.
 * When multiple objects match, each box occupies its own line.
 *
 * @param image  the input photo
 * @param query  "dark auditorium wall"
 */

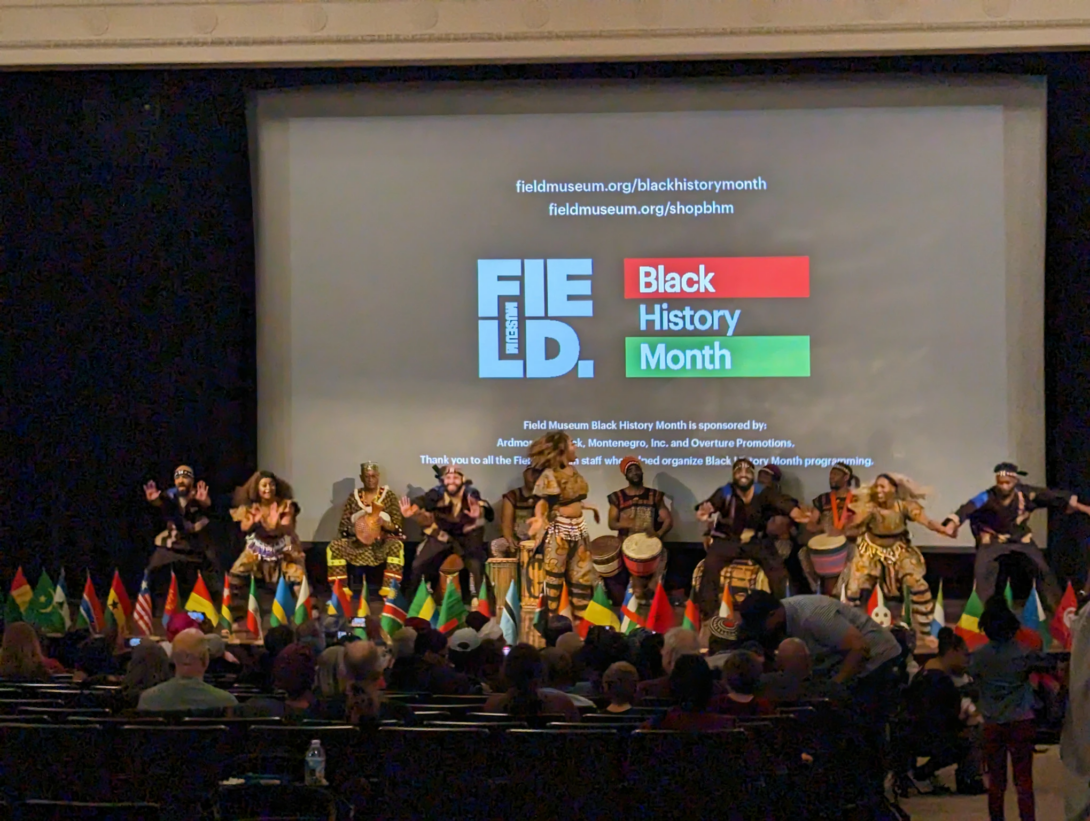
xmin=4 ymin=55 xmax=1090 ymax=590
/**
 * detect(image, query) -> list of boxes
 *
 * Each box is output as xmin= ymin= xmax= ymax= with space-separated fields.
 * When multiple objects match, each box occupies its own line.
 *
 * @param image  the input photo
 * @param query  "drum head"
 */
xmin=353 ymin=511 xmax=383 ymax=545
xmin=622 ymin=533 xmax=663 ymax=562
xmin=589 ymin=535 xmax=621 ymax=558
xmin=808 ymin=534 xmax=847 ymax=551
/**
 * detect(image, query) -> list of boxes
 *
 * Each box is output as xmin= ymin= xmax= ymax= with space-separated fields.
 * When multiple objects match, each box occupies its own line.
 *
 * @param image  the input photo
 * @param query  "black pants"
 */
xmin=913 ymin=733 xmax=971 ymax=779
xmin=410 ymin=530 xmax=485 ymax=601
xmin=701 ymin=536 xmax=787 ymax=606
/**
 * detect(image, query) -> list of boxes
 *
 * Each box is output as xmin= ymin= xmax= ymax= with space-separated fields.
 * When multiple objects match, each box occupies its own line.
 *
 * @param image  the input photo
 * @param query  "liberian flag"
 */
xmin=133 ymin=570 xmax=154 ymax=636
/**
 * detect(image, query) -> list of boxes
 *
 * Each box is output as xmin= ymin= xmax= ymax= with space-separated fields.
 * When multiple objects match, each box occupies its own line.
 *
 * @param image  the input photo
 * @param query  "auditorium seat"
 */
xmin=247 ymin=725 xmax=361 ymax=788
xmin=378 ymin=727 xmax=492 ymax=818
xmin=14 ymin=800 xmax=160 ymax=821
xmin=216 ymin=784 xmax=335 ymax=821
xmin=120 ymin=725 xmax=229 ymax=815
xmin=423 ymin=720 xmax=528 ymax=731
xmin=0 ymin=701 xmax=63 ymax=715
xmin=17 ymin=708 xmax=111 ymax=719
xmin=466 ymin=712 xmax=567 ymax=728
xmin=0 ymin=724 xmax=112 ymax=802
xmin=626 ymin=729 xmax=749 ymax=818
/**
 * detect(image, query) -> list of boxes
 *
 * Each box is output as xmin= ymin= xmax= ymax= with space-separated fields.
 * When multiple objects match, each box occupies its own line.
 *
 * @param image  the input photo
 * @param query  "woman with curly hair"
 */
xmin=228 ymin=470 xmax=307 ymax=604
xmin=527 ymin=431 xmax=600 ymax=619
xmin=845 ymin=473 xmax=951 ymax=645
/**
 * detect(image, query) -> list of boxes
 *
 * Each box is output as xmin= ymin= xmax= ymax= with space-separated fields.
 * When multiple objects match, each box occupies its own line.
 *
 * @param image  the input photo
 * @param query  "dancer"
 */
xmin=607 ymin=456 xmax=672 ymax=541
xmin=228 ymin=470 xmax=306 ymax=595
xmin=693 ymin=458 xmax=809 ymax=613
xmin=400 ymin=465 xmax=492 ymax=601
xmin=845 ymin=473 xmax=947 ymax=644
xmin=942 ymin=462 xmax=1090 ymax=606
xmin=802 ymin=462 xmax=858 ymax=596
xmin=143 ymin=465 xmax=216 ymax=595
xmin=326 ymin=462 xmax=405 ymax=598
xmin=527 ymin=430 xmax=599 ymax=618
xmin=491 ymin=466 xmax=540 ymax=558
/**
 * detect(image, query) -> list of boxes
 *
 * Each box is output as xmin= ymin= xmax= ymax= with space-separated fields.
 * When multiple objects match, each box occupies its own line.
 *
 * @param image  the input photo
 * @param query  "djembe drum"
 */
xmin=807 ymin=534 xmax=849 ymax=580
xmin=518 ymin=540 xmax=545 ymax=647
xmin=589 ymin=536 xmax=623 ymax=579
xmin=438 ymin=554 xmax=464 ymax=601
xmin=486 ymin=557 xmax=519 ymax=610
xmin=623 ymin=533 xmax=665 ymax=603
xmin=352 ymin=506 xmax=385 ymax=546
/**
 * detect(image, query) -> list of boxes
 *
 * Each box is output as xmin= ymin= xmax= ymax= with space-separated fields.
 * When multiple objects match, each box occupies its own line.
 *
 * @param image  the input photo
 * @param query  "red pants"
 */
xmin=983 ymin=720 xmax=1036 ymax=821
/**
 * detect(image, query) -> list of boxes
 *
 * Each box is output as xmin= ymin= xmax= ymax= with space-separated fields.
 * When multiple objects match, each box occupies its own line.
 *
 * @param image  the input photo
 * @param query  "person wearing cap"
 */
xmin=801 ymin=462 xmax=859 ymax=597
xmin=943 ymin=462 xmax=1090 ymax=605
xmin=400 ymin=465 xmax=493 ymax=603
xmin=693 ymin=458 xmax=810 ymax=612
xmin=326 ymin=462 xmax=405 ymax=599
xmin=705 ymin=615 xmax=741 ymax=670
xmin=143 ymin=464 xmax=217 ymax=599
xmin=607 ymin=456 xmax=673 ymax=543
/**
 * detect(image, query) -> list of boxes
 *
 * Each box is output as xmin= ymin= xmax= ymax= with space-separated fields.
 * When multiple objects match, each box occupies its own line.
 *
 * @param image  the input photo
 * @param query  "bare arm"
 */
xmin=501 ymin=498 xmax=517 ymax=545
xmin=656 ymin=499 xmax=673 ymax=540
xmin=832 ymin=625 xmax=869 ymax=684
xmin=607 ymin=503 xmax=622 ymax=532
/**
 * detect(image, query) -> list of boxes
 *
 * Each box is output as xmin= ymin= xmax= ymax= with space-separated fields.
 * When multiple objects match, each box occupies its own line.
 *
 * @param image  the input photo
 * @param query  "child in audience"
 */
xmin=600 ymin=661 xmax=639 ymax=714
xmin=712 ymin=651 xmax=774 ymax=716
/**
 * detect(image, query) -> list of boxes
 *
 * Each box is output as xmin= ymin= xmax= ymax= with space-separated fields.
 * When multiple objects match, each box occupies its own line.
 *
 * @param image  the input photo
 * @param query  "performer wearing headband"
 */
xmin=845 ymin=473 xmax=947 ymax=644
xmin=693 ymin=458 xmax=810 ymax=612
xmin=802 ymin=462 xmax=858 ymax=596
xmin=228 ymin=470 xmax=306 ymax=596
xmin=491 ymin=466 xmax=541 ymax=559
xmin=942 ymin=462 xmax=1090 ymax=605
xmin=143 ymin=465 xmax=216 ymax=594
xmin=326 ymin=462 xmax=405 ymax=598
xmin=528 ymin=430 xmax=599 ymax=618
xmin=607 ymin=456 xmax=673 ymax=542
xmin=400 ymin=465 xmax=493 ymax=601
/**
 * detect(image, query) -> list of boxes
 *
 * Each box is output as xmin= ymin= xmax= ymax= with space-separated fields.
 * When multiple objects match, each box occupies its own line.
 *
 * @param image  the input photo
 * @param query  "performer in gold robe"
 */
xmin=326 ymin=462 xmax=405 ymax=598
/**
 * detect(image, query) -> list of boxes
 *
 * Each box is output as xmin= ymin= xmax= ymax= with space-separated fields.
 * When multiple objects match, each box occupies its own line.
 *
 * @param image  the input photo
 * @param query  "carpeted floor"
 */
xmin=900 ymin=745 xmax=1067 ymax=820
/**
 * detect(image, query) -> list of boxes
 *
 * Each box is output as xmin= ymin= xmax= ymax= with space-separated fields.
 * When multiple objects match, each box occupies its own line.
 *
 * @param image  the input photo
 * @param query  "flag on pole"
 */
xmin=930 ymin=580 xmax=946 ymax=638
xmin=270 ymin=575 xmax=294 ymax=628
xmin=29 ymin=571 xmax=61 ymax=632
xmin=133 ymin=570 xmax=154 ymax=636
xmin=557 ymin=582 xmax=573 ymax=622
xmin=533 ymin=593 xmax=548 ymax=639
xmin=1004 ymin=581 xmax=1015 ymax=608
xmin=1050 ymin=581 xmax=1079 ymax=650
xmin=381 ymin=581 xmax=409 ymax=636
xmin=293 ymin=574 xmax=312 ymax=626
xmin=719 ymin=580 xmax=734 ymax=619
xmin=353 ymin=589 xmax=370 ymax=639
xmin=10 ymin=568 xmax=32 ymax=614
xmin=578 ymin=582 xmax=621 ymax=637
xmin=1021 ymin=582 xmax=1050 ymax=647
xmin=681 ymin=590 xmax=701 ymax=633
xmin=246 ymin=576 xmax=262 ymax=639
xmin=620 ymin=580 xmax=644 ymax=635
xmin=501 ymin=579 xmax=520 ymax=646
xmin=2 ymin=592 xmax=22 ymax=626
xmin=955 ymin=584 xmax=988 ymax=650
xmin=54 ymin=569 xmax=71 ymax=632
xmin=183 ymin=571 xmax=218 ymax=627
xmin=77 ymin=573 xmax=105 ymax=634
xmin=437 ymin=578 xmax=468 ymax=635
xmin=329 ymin=579 xmax=353 ymax=621
xmin=646 ymin=582 xmax=676 ymax=634
xmin=162 ymin=571 xmax=180 ymax=627
xmin=106 ymin=570 xmax=134 ymax=633
xmin=475 ymin=574 xmax=494 ymax=620
xmin=220 ymin=574 xmax=232 ymax=632
xmin=866 ymin=586 xmax=883 ymax=618
xmin=407 ymin=583 xmax=438 ymax=628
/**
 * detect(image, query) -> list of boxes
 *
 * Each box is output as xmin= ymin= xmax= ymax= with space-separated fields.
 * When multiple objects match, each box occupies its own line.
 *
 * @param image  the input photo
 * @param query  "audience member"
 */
xmin=577 ymin=629 xmax=631 ymax=696
xmin=344 ymin=640 xmax=415 ymax=726
xmin=555 ymin=631 xmax=584 ymax=658
xmin=971 ymin=595 xmax=1052 ymax=821
xmin=901 ymin=627 xmax=982 ymax=795
xmin=137 ymin=628 xmax=238 ymax=712
xmin=238 ymin=624 xmax=295 ymax=691
xmin=476 ymin=638 xmax=506 ymax=694
xmin=465 ymin=611 xmax=490 ymax=633
xmin=120 ymin=641 xmax=171 ymax=709
xmin=600 ymin=661 xmax=639 ymax=714
xmin=0 ymin=622 xmax=52 ymax=682
xmin=449 ymin=627 xmax=486 ymax=686
xmin=206 ymin=634 xmax=242 ymax=677
xmin=405 ymin=628 xmax=475 ymax=695
xmin=160 ymin=613 xmax=200 ymax=658
xmin=705 ymin=616 xmax=740 ymax=670
xmin=631 ymin=630 xmax=664 ymax=682
xmin=760 ymin=638 xmax=846 ymax=703
xmin=540 ymin=647 xmax=595 ymax=708
xmin=385 ymin=627 xmax=418 ymax=691
xmin=296 ymin=620 xmax=326 ymax=657
xmin=636 ymin=627 xmax=700 ymax=701
xmin=240 ymin=643 xmax=318 ymax=719
xmin=739 ymin=640 xmax=767 ymax=669
xmin=314 ymin=645 xmax=348 ymax=720
xmin=643 ymin=655 xmax=733 ymax=732
xmin=544 ymin=615 xmax=574 ymax=647
xmin=713 ymin=651 xmax=774 ymax=716
xmin=1062 ymin=587 xmax=1090 ymax=821
xmin=483 ymin=644 xmax=581 ymax=722
xmin=72 ymin=636 xmax=122 ymax=685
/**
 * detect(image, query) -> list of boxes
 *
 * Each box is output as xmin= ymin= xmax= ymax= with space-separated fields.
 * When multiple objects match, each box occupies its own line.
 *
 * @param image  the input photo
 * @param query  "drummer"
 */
xmin=326 ymin=461 xmax=405 ymax=599
xmin=802 ymin=462 xmax=858 ymax=597
xmin=491 ymin=466 xmax=541 ymax=558
xmin=607 ymin=456 xmax=673 ymax=542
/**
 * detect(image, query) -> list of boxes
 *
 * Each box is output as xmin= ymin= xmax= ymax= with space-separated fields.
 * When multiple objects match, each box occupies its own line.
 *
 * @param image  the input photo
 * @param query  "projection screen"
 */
xmin=250 ymin=78 xmax=1046 ymax=545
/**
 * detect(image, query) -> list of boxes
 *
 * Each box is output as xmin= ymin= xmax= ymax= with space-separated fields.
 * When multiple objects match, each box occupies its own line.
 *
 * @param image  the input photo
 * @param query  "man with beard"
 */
xmin=607 ymin=456 xmax=672 ymax=542
xmin=400 ymin=465 xmax=493 ymax=602
xmin=326 ymin=462 xmax=405 ymax=599
xmin=801 ymin=462 xmax=858 ymax=597
xmin=942 ymin=463 xmax=1090 ymax=605
xmin=693 ymin=458 xmax=810 ymax=611
xmin=144 ymin=466 xmax=217 ymax=596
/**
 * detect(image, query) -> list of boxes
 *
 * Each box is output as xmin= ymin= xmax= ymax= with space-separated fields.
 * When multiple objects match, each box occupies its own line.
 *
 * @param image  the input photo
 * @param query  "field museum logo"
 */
xmin=477 ymin=259 xmax=595 ymax=379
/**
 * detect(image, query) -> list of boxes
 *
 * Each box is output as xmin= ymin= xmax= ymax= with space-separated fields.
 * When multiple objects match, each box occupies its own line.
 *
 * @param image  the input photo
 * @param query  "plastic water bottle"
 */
xmin=305 ymin=739 xmax=326 ymax=786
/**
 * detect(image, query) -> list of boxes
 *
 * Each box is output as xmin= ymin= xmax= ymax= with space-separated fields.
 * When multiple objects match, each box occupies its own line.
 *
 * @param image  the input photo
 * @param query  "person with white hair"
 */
xmin=137 ymin=628 xmax=238 ymax=712
xmin=636 ymin=627 xmax=701 ymax=702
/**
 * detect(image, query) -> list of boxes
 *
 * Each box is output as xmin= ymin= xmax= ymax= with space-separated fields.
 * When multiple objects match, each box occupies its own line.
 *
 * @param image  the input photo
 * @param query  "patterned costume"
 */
xmin=607 ymin=487 xmax=668 ymax=542
xmin=326 ymin=476 xmax=405 ymax=597
xmin=229 ymin=471 xmax=307 ymax=590
xmin=800 ymin=489 xmax=857 ymax=594
xmin=490 ymin=486 xmax=537 ymax=558
xmin=846 ymin=495 xmax=933 ymax=638
xmin=691 ymin=557 xmax=770 ymax=618
xmin=145 ymin=466 xmax=218 ymax=596
xmin=535 ymin=466 xmax=596 ymax=618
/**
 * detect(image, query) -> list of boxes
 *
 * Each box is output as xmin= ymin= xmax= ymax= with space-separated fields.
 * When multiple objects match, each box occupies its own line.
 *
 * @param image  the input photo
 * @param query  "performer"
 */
xmin=607 ymin=456 xmax=673 ymax=542
xmin=802 ymin=462 xmax=858 ymax=596
xmin=845 ymin=473 xmax=947 ymax=643
xmin=228 ymin=470 xmax=306 ymax=594
xmin=400 ymin=465 xmax=493 ymax=601
xmin=942 ymin=462 xmax=1090 ymax=606
xmin=143 ymin=465 xmax=216 ymax=594
xmin=490 ymin=466 xmax=540 ymax=558
xmin=693 ymin=458 xmax=809 ymax=612
xmin=325 ymin=462 xmax=405 ymax=598
xmin=527 ymin=430 xmax=599 ymax=618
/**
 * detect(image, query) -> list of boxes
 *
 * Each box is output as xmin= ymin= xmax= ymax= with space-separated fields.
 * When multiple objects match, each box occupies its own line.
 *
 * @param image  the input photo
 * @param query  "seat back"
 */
xmin=378 ymin=727 xmax=491 ymax=818
xmin=216 ymin=784 xmax=336 ymax=821
xmin=119 ymin=725 xmax=229 ymax=814
xmin=0 ymin=724 xmax=112 ymax=802
xmin=15 ymin=800 xmax=161 ymax=821
xmin=627 ymin=729 xmax=749 ymax=817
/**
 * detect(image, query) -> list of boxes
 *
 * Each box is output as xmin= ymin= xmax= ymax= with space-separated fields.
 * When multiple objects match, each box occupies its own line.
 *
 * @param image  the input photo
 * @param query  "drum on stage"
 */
xmin=518 ymin=540 xmax=545 ymax=602
xmin=486 ymin=558 xmax=519 ymax=606
xmin=589 ymin=536 xmax=623 ymax=579
xmin=724 ymin=559 xmax=770 ymax=608
xmin=622 ymin=533 xmax=663 ymax=578
xmin=438 ymin=554 xmax=464 ymax=600
xmin=352 ymin=508 xmax=384 ymax=546
xmin=807 ymin=534 xmax=849 ymax=579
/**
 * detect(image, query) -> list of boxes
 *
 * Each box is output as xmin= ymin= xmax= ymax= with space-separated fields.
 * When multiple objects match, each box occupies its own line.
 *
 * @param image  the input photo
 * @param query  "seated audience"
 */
xmin=137 ymin=628 xmax=238 ymax=712
xmin=555 ymin=631 xmax=584 ymax=658
xmin=574 ymin=629 xmax=630 ymax=696
xmin=544 ymin=615 xmax=574 ymax=647
xmin=712 ymin=651 xmax=774 ymax=716
xmin=483 ymin=644 xmax=581 ymax=722
xmin=406 ymin=627 xmax=476 ymax=695
xmin=237 ymin=624 xmax=296 ymax=691
xmin=449 ymin=627 xmax=487 ymax=688
xmin=705 ymin=616 xmax=741 ymax=671
xmin=159 ymin=613 xmax=200 ymax=658
xmin=385 ymin=627 xmax=418 ymax=691
xmin=637 ymin=627 xmax=700 ymax=702
xmin=476 ymin=638 xmax=507 ymax=694
xmin=314 ymin=645 xmax=348 ymax=720
xmin=540 ymin=647 xmax=595 ymax=708
xmin=643 ymin=655 xmax=733 ymax=732
xmin=206 ymin=634 xmax=242 ymax=677
xmin=239 ymin=642 xmax=318 ymax=719
xmin=0 ymin=622 xmax=52 ymax=682
xmin=72 ymin=636 xmax=122 ymax=686
xmin=600 ymin=661 xmax=639 ymax=714
xmin=296 ymin=619 xmax=326 ymax=657
xmin=120 ymin=640 xmax=172 ymax=709
xmin=344 ymin=640 xmax=415 ymax=726
xmin=760 ymin=637 xmax=847 ymax=703
xmin=631 ymin=629 xmax=664 ymax=682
